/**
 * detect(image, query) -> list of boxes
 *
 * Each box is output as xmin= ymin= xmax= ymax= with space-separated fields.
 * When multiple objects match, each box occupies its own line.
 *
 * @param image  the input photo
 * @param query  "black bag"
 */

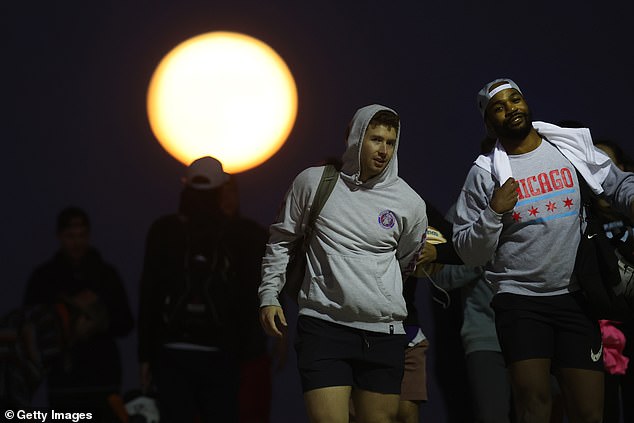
xmin=162 ymin=217 xmax=238 ymax=347
xmin=282 ymin=165 xmax=339 ymax=303
xmin=574 ymin=174 xmax=634 ymax=321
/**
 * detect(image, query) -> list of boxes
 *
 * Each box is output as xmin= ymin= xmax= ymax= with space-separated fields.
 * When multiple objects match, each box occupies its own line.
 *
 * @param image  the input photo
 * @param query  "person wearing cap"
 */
xmin=452 ymin=79 xmax=634 ymax=423
xmin=138 ymin=156 xmax=251 ymax=423
xmin=258 ymin=105 xmax=427 ymax=423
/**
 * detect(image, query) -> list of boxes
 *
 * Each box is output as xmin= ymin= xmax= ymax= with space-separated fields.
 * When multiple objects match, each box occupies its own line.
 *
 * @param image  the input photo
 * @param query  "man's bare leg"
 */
xmin=557 ymin=368 xmax=603 ymax=423
xmin=509 ymin=358 xmax=553 ymax=423
xmin=304 ymin=386 xmax=352 ymax=423
xmin=396 ymin=399 xmax=420 ymax=423
xmin=352 ymin=388 xmax=400 ymax=423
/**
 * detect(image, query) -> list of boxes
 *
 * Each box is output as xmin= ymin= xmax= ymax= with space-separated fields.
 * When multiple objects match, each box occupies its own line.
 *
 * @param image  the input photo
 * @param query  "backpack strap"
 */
xmin=302 ymin=165 xmax=339 ymax=249
xmin=541 ymin=135 xmax=593 ymax=226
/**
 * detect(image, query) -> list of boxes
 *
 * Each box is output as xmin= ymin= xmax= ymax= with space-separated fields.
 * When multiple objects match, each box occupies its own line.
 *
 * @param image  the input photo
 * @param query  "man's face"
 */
xmin=359 ymin=124 xmax=396 ymax=181
xmin=485 ymin=88 xmax=533 ymax=140
xmin=58 ymin=220 xmax=90 ymax=262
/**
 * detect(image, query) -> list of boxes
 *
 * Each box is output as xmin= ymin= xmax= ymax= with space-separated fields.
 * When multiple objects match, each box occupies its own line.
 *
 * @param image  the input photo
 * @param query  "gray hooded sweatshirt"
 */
xmin=258 ymin=104 xmax=427 ymax=334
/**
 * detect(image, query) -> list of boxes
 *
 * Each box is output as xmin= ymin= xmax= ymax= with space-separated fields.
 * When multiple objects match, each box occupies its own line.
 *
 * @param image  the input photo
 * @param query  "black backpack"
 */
xmin=161 ymin=216 xmax=239 ymax=348
xmin=574 ymin=173 xmax=634 ymax=321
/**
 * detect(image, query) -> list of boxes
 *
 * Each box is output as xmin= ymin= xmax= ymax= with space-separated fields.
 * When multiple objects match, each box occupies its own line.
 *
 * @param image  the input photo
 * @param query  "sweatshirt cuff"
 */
xmin=484 ymin=205 xmax=504 ymax=224
xmin=259 ymin=291 xmax=282 ymax=308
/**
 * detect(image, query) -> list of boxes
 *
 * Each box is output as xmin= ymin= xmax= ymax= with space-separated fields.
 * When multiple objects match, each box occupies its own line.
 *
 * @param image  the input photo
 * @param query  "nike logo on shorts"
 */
xmin=591 ymin=344 xmax=603 ymax=362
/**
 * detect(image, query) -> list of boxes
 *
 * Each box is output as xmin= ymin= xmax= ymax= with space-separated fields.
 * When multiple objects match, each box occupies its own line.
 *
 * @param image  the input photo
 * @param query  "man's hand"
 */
xmin=490 ymin=177 xmax=520 ymax=214
xmin=417 ymin=242 xmax=437 ymax=266
xmin=259 ymin=305 xmax=288 ymax=338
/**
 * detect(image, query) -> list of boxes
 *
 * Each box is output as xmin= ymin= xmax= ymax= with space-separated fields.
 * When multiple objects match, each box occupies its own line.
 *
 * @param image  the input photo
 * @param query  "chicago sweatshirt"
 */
xmin=453 ymin=136 xmax=634 ymax=296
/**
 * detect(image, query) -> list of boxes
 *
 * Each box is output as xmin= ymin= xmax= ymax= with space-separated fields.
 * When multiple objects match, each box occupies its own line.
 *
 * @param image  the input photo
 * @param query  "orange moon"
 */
xmin=147 ymin=32 xmax=298 ymax=173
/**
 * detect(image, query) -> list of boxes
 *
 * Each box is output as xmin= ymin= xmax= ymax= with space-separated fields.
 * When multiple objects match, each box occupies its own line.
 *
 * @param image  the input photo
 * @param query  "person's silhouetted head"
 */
xmin=56 ymin=207 xmax=91 ymax=263
xmin=179 ymin=156 xmax=230 ymax=218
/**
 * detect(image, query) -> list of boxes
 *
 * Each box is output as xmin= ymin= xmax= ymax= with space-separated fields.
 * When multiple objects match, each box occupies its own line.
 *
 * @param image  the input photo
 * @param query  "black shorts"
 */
xmin=295 ymin=316 xmax=406 ymax=394
xmin=492 ymin=292 xmax=603 ymax=371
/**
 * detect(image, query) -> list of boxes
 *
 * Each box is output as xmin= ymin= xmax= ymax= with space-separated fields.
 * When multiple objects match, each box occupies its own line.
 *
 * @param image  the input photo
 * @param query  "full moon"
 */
xmin=147 ymin=32 xmax=298 ymax=173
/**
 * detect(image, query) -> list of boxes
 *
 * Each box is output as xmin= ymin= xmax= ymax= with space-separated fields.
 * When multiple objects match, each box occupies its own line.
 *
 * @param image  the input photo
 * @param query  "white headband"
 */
xmin=487 ymin=83 xmax=514 ymax=99
xmin=477 ymin=78 xmax=523 ymax=117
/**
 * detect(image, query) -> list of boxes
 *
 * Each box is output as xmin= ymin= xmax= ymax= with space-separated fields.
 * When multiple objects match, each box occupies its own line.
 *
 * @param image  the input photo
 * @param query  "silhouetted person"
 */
xmin=413 ymin=203 xmax=471 ymax=423
xmin=2 ymin=289 xmax=109 ymax=409
xmin=138 ymin=157 xmax=251 ymax=423
xmin=592 ymin=139 xmax=634 ymax=423
xmin=431 ymin=140 xmax=511 ymax=423
xmin=23 ymin=207 xmax=133 ymax=419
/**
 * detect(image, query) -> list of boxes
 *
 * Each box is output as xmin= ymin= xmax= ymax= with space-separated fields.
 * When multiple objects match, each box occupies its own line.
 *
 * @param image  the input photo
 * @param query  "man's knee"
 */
xmin=358 ymin=409 xmax=399 ymax=423
xmin=396 ymin=400 xmax=419 ymax=423
xmin=352 ymin=391 xmax=400 ymax=423
xmin=304 ymin=386 xmax=351 ymax=423
xmin=514 ymin=389 xmax=552 ymax=422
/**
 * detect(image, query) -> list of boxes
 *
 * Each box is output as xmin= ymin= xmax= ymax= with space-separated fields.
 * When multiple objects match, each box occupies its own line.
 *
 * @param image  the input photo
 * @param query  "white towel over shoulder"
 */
xmin=474 ymin=121 xmax=612 ymax=194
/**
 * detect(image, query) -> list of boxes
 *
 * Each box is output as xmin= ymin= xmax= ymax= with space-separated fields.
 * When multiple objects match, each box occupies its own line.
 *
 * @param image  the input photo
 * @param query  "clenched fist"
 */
xmin=490 ymin=177 xmax=520 ymax=214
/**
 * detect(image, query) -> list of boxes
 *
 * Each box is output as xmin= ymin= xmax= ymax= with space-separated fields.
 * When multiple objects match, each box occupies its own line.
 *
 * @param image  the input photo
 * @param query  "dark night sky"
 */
xmin=4 ymin=1 xmax=634 ymax=420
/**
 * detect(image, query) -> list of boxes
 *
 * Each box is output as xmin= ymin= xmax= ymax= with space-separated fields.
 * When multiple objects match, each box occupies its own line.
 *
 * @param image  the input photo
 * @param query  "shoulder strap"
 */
xmin=575 ymin=168 xmax=600 ymax=240
xmin=303 ymin=165 xmax=339 ymax=246
xmin=576 ymin=169 xmax=593 ymax=203
xmin=538 ymin=136 xmax=596 ymax=212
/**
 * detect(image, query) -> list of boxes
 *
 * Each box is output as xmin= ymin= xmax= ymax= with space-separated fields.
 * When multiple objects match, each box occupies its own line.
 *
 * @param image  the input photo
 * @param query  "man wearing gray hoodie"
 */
xmin=259 ymin=105 xmax=427 ymax=423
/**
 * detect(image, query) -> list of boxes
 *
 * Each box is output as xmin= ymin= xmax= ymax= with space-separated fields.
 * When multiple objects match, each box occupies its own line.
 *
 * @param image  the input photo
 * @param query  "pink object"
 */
xmin=599 ymin=320 xmax=629 ymax=375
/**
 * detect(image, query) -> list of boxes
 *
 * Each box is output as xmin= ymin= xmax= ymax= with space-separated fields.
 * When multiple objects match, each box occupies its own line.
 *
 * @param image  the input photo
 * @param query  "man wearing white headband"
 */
xmin=453 ymin=79 xmax=634 ymax=423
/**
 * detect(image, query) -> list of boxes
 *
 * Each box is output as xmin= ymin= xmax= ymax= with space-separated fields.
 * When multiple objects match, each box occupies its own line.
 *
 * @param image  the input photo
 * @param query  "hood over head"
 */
xmin=340 ymin=104 xmax=400 ymax=188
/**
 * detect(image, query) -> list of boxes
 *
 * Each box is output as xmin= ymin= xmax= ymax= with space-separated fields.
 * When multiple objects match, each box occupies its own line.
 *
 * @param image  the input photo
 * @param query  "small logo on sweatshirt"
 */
xmin=378 ymin=210 xmax=396 ymax=229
